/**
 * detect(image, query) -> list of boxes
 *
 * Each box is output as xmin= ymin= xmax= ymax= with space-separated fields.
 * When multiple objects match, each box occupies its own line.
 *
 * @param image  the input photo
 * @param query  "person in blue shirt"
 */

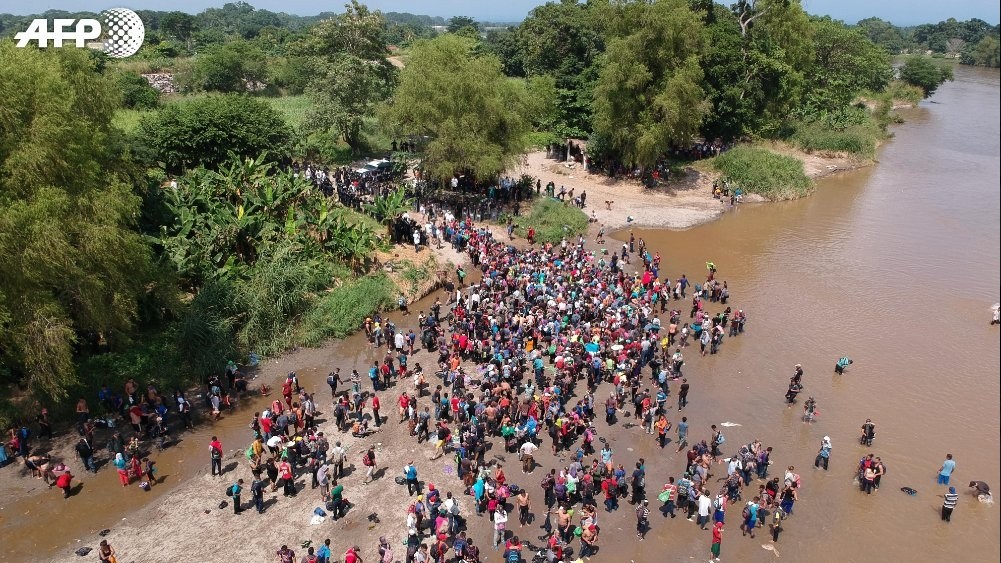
xmin=938 ymin=454 xmax=957 ymax=485
xmin=316 ymin=539 xmax=331 ymax=563
xmin=835 ymin=356 xmax=853 ymax=374
xmin=404 ymin=461 xmax=419 ymax=496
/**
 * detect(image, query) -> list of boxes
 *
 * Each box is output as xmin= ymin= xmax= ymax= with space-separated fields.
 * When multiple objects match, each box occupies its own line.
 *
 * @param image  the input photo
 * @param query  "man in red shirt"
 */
xmin=371 ymin=395 xmax=381 ymax=427
xmin=209 ymin=436 xmax=223 ymax=476
xmin=343 ymin=545 xmax=361 ymax=563
xmin=56 ymin=470 xmax=73 ymax=498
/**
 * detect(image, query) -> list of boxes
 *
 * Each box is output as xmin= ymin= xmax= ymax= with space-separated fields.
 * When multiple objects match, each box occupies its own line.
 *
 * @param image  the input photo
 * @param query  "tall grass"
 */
xmin=298 ymin=274 xmax=396 ymax=346
xmin=713 ymin=146 xmax=813 ymax=200
xmin=513 ymin=198 xmax=589 ymax=243
xmin=788 ymin=119 xmax=882 ymax=158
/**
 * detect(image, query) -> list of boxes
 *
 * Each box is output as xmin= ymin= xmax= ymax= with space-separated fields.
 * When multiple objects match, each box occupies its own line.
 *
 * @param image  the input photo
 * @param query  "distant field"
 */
xmin=112 ymin=94 xmax=314 ymax=134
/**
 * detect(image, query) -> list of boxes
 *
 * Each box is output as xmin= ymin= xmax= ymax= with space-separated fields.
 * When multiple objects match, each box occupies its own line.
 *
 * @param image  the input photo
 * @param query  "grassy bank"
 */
xmin=512 ymin=198 xmax=589 ymax=244
xmin=787 ymin=119 xmax=883 ymax=159
xmin=712 ymin=146 xmax=813 ymax=200
xmin=113 ymin=94 xmax=314 ymax=135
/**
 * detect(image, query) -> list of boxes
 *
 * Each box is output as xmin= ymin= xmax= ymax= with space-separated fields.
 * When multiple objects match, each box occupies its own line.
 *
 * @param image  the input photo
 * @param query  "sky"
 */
xmin=7 ymin=0 xmax=1000 ymax=26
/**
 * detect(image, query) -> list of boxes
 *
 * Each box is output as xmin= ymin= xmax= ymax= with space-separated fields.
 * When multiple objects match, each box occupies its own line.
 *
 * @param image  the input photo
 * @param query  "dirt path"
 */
xmin=510 ymin=150 xmax=729 ymax=231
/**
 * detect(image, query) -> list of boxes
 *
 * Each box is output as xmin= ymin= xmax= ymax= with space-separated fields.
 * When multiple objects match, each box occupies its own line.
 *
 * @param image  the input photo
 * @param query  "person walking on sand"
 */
xmin=938 ymin=454 xmax=956 ymax=485
xmin=231 ymin=479 xmax=244 ymax=514
xmin=362 ymin=446 xmax=377 ymax=484
xmin=710 ymin=520 xmax=724 ymax=562
xmin=404 ymin=460 xmax=419 ymax=495
xmin=97 ymin=540 xmax=116 ymax=563
xmin=636 ymin=499 xmax=651 ymax=540
xmin=941 ymin=486 xmax=959 ymax=522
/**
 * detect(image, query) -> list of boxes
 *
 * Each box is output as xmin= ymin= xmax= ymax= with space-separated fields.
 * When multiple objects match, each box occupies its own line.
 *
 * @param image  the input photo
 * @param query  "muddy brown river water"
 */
xmin=2 ymin=65 xmax=998 ymax=562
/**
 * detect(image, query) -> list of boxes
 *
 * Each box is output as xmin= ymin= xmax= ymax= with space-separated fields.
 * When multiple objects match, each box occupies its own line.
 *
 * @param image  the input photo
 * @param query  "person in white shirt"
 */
xmin=520 ymin=441 xmax=539 ymax=473
xmin=697 ymin=489 xmax=712 ymax=529
xmin=493 ymin=507 xmax=508 ymax=548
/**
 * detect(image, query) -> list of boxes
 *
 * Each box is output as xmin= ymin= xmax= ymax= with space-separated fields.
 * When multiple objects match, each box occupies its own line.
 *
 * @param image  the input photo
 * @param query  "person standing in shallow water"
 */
xmin=941 ymin=486 xmax=959 ymax=522
xmin=938 ymin=453 xmax=957 ymax=485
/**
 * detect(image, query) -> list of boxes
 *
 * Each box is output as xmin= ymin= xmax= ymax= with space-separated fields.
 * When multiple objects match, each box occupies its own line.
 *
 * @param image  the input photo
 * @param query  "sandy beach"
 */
xmin=510 ymin=148 xmax=867 ymax=232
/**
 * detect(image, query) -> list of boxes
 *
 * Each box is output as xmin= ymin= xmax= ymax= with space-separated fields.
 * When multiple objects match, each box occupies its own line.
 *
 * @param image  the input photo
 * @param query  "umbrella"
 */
xmin=584 ymin=342 xmax=600 ymax=353
xmin=644 ymin=323 xmax=660 ymax=332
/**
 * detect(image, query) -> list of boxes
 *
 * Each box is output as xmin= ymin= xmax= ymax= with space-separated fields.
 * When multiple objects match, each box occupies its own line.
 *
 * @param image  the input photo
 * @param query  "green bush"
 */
xmin=235 ymin=243 xmax=339 ymax=356
xmin=513 ymin=198 xmax=589 ymax=244
xmin=298 ymin=274 xmax=396 ymax=346
xmin=713 ymin=146 xmax=813 ymax=200
xmin=789 ymin=119 xmax=881 ymax=158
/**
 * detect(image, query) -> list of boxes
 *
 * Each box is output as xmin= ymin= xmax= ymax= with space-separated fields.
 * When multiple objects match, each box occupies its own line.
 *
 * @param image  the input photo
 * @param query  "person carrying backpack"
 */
xmin=229 ymin=479 xmax=244 ymax=514
xmin=362 ymin=447 xmax=377 ymax=484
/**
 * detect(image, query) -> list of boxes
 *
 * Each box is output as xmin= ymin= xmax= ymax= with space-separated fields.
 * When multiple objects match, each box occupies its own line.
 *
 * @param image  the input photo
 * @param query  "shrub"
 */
xmin=789 ymin=119 xmax=881 ymax=158
xmin=513 ymin=198 xmax=588 ymax=243
xmin=298 ymin=274 xmax=396 ymax=346
xmin=712 ymin=146 xmax=813 ymax=200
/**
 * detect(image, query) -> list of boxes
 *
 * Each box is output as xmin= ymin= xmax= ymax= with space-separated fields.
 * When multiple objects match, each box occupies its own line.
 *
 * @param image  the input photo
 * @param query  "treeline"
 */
xmin=856 ymin=16 xmax=1000 ymax=67
xmin=0 ymin=1 xmax=440 ymax=58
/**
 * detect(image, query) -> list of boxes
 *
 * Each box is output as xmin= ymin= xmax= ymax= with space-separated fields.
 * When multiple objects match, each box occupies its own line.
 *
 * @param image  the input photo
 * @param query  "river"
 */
xmin=617 ymin=63 xmax=1000 ymax=562
xmin=3 ymin=65 xmax=998 ymax=562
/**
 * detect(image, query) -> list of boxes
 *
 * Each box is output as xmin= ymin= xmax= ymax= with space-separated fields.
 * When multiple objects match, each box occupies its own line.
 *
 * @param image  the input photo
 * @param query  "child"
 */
xmin=710 ymin=520 xmax=723 ymax=562
xmin=143 ymin=458 xmax=157 ymax=487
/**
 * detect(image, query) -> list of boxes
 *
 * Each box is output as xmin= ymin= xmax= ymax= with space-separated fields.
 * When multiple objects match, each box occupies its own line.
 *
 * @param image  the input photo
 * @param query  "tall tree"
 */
xmin=380 ymin=34 xmax=534 ymax=182
xmin=306 ymin=0 xmax=396 ymax=153
xmin=899 ymin=56 xmax=954 ymax=97
xmin=805 ymin=19 xmax=892 ymax=112
xmin=0 ymin=44 xmax=153 ymax=399
xmin=517 ymin=0 xmax=607 ymax=137
xmin=591 ymin=0 xmax=707 ymax=167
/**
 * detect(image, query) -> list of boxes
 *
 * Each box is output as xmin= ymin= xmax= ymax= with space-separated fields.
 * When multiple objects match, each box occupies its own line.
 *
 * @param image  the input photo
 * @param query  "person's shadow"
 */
xmin=68 ymin=483 xmax=84 ymax=497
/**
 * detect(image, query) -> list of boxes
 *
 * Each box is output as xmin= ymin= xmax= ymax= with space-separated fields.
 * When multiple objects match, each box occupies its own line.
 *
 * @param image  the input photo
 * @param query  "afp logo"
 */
xmin=14 ymin=7 xmax=145 ymax=58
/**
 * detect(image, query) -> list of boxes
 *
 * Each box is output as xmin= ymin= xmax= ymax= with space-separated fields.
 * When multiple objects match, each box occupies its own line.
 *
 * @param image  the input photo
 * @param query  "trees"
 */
xmin=516 ymin=0 xmax=606 ymax=138
xmin=591 ymin=0 xmax=707 ymax=168
xmin=307 ymin=1 xmax=396 ymax=154
xmin=136 ymin=94 xmax=292 ymax=173
xmin=899 ymin=57 xmax=955 ymax=97
xmin=380 ymin=34 xmax=534 ymax=183
xmin=961 ymin=35 xmax=1001 ymax=67
xmin=115 ymin=71 xmax=160 ymax=109
xmin=805 ymin=19 xmax=892 ymax=112
xmin=192 ymin=39 xmax=267 ymax=92
xmin=0 ymin=44 xmax=153 ymax=399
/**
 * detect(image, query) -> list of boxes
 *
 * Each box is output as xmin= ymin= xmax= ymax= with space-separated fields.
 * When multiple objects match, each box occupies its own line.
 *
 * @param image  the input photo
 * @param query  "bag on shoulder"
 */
xmin=742 ymin=505 xmax=750 ymax=520
xmin=362 ymin=453 xmax=373 ymax=467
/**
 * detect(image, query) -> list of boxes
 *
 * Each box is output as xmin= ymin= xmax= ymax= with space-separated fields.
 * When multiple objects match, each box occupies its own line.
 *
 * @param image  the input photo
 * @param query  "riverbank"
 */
xmin=510 ymin=147 xmax=871 ymax=232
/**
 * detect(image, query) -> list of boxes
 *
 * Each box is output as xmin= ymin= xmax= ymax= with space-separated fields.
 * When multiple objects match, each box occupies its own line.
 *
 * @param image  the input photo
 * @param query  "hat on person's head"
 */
xmin=949 ymin=487 xmax=956 ymax=493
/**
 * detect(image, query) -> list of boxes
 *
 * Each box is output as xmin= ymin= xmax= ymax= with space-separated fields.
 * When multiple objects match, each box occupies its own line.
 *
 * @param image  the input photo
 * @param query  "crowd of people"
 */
xmin=0 ymin=198 xmax=991 ymax=563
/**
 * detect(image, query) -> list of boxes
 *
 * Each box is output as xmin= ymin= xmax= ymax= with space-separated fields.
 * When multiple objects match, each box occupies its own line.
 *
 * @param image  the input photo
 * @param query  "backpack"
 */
xmin=741 ymin=505 xmax=751 ymax=520
xmin=362 ymin=453 xmax=373 ymax=467
xmin=506 ymin=549 xmax=521 ymax=563
xmin=715 ymin=433 xmax=725 ymax=445
xmin=245 ymin=446 xmax=255 ymax=460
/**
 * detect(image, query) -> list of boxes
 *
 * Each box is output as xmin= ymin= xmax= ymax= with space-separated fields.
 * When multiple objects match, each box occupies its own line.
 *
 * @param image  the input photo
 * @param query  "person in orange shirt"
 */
xmin=655 ymin=415 xmax=671 ymax=449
